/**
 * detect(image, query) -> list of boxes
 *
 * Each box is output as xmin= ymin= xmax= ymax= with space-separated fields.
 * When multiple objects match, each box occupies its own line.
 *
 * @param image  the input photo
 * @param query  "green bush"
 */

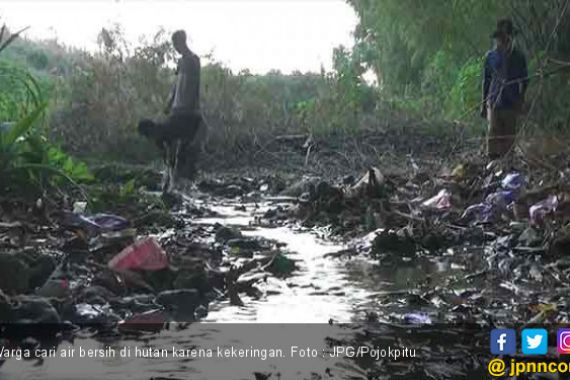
xmin=2 ymin=25 xmax=440 ymax=168
xmin=0 ymin=24 xmax=92 ymax=197
xmin=445 ymin=57 xmax=484 ymax=118
xmin=27 ymin=31 xmax=380 ymax=162
xmin=348 ymin=0 xmax=570 ymax=131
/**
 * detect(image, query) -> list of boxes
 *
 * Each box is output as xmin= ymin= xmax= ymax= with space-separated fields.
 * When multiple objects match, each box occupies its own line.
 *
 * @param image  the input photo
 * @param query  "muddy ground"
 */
xmin=1 ymin=132 xmax=570 ymax=379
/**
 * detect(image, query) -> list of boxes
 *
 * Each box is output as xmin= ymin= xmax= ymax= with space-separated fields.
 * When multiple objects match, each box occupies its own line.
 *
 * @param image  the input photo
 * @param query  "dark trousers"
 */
xmin=138 ymin=112 xmax=203 ymax=190
xmin=487 ymin=104 xmax=517 ymax=160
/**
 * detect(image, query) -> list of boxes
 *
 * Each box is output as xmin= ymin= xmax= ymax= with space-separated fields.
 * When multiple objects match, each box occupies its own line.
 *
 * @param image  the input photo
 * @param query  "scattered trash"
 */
xmin=462 ymin=189 xmax=517 ymax=224
xmin=73 ymin=303 xmax=105 ymax=323
xmin=530 ymin=195 xmax=559 ymax=225
xmin=88 ymin=214 xmax=130 ymax=231
xmin=403 ymin=312 xmax=432 ymax=325
xmin=485 ymin=190 xmax=516 ymax=208
xmin=72 ymin=303 xmax=119 ymax=325
xmin=422 ymin=189 xmax=452 ymax=209
xmin=461 ymin=203 xmax=494 ymax=223
xmin=108 ymin=237 xmax=169 ymax=271
xmin=5 ymin=153 xmax=570 ymax=375
xmin=73 ymin=201 xmax=88 ymax=214
xmin=501 ymin=172 xmax=526 ymax=191
xmin=63 ymin=212 xmax=130 ymax=234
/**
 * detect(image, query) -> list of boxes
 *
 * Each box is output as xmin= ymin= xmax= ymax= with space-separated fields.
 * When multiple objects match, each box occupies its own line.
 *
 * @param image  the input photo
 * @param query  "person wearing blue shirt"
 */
xmin=481 ymin=18 xmax=529 ymax=160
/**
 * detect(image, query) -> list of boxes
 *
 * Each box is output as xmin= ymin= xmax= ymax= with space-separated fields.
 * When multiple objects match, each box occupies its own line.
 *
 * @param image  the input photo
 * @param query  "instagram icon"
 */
xmin=557 ymin=329 xmax=570 ymax=354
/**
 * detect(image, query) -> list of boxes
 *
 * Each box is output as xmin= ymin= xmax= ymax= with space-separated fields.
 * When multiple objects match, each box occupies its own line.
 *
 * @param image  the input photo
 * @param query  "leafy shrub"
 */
xmin=0 ymin=23 xmax=92 ymax=197
xmin=445 ymin=57 xmax=483 ymax=118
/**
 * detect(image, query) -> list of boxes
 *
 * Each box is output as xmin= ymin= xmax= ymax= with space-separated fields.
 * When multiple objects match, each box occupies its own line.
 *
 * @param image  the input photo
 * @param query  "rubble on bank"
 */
xmin=0 ymin=167 xmax=296 ymax=343
xmin=255 ymin=156 xmax=570 ymax=325
xmin=3 ymin=154 xmax=570 ymax=355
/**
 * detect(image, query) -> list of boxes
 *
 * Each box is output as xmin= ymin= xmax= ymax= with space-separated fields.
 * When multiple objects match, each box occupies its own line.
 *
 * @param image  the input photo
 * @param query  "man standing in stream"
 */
xmin=139 ymin=29 xmax=205 ymax=192
xmin=481 ymin=18 xmax=529 ymax=163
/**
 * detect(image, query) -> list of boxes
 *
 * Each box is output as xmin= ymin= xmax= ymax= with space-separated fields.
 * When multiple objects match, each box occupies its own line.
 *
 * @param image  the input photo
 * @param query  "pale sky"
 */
xmin=0 ymin=0 xmax=358 ymax=74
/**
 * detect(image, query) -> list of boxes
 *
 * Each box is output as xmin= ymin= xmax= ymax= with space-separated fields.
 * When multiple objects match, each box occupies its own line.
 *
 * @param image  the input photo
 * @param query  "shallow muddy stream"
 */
xmin=198 ymin=200 xmax=468 ymax=324
xmin=0 ymin=197 xmax=488 ymax=380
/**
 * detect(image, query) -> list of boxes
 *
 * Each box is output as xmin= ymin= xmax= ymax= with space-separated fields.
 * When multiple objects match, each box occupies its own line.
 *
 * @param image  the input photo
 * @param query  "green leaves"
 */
xmin=446 ymin=57 xmax=484 ymax=117
xmin=0 ymin=60 xmax=42 ymax=120
xmin=0 ymin=21 xmax=92 ymax=197
xmin=347 ymin=1 xmax=501 ymax=96
xmin=1 ymin=101 xmax=46 ymax=146
xmin=119 ymin=178 xmax=137 ymax=198
xmin=0 ymin=100 xmax=93 ymax=194
xmin=346 ymin=0 xmax=570 ymax=127
xmin=0 ymin=24 xmax=29 ymax=55
xmin=0 ymin=102 xmax=46 ymax=176
xmin=46 ymin=146 xmax=93 ymax=182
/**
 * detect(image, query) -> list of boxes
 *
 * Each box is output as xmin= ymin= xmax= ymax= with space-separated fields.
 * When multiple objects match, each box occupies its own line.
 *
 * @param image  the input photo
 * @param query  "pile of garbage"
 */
xmin=255 ymin=158 xmax=570 ymax=323
xmin=197 ymin=174 xmax=287 ymax=199
xmin=0 ymin=187 xmax=296 ymax=340
xmin=266 ymin=160 xmax=569 ymax=248
xmin=0 ymin=208 xmax=201 ymax=332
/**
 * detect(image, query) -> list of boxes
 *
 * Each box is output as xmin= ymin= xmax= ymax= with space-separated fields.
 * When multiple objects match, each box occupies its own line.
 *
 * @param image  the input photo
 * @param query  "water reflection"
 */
xmin=0 ymin=199 xmax=487 ymax=379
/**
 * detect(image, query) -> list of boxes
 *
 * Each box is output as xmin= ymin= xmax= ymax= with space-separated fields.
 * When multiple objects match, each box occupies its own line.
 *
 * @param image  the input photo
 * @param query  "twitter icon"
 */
xmin=522 ymin=328 xmax=548 ymax=355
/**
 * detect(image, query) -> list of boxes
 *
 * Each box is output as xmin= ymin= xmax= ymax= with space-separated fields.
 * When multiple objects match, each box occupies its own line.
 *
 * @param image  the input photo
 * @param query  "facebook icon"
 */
xmin=491 ymin=329 xmax=516 ymax=355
